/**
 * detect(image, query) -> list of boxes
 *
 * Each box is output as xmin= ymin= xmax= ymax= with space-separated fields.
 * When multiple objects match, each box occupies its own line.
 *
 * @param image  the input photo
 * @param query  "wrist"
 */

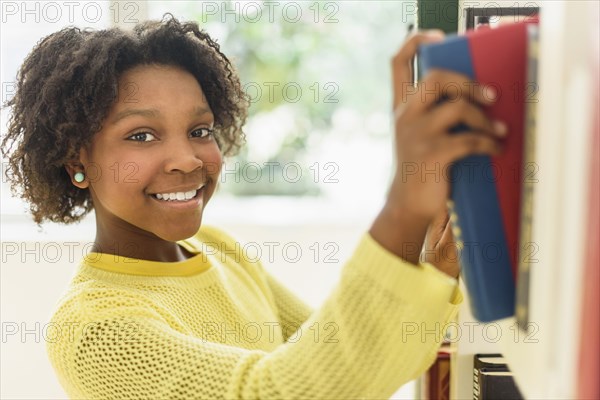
xmin=368 ymin=202 xmax=431 ymax=265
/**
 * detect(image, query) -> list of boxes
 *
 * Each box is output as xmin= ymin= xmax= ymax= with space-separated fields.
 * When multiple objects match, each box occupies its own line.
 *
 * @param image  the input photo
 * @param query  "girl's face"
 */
xmin=78 ymin=64 xmax=222 ymax=242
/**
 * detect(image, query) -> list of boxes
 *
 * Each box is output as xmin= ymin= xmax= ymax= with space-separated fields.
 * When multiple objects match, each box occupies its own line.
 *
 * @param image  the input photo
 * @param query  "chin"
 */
xmin=157 ymin=224 xmax=201 ymax=242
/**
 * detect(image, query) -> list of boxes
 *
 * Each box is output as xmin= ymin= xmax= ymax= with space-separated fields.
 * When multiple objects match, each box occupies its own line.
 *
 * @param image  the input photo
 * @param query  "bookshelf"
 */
xmin=497 ymin=2 xmax=598 ymax=398
xmin=417 ymin=1 xmax=600 ymax=399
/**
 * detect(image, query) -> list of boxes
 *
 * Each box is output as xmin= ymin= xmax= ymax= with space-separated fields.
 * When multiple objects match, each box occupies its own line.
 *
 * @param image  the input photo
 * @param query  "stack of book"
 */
xmin=417 ymin=19 xmax=539 ymax=323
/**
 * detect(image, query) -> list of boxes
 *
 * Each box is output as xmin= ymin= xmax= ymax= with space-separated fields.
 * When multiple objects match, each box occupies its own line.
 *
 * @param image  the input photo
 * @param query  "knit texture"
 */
xmin=46 ymin=224 xmax=462 ymax=399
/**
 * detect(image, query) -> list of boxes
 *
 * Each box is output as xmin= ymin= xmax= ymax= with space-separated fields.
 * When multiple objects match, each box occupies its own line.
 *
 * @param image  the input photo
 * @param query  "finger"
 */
xmin=430 ymin=203 xmax=449 ymax=228
xmin=424 ymin=205 xmax=449 ymax=247
xmin=437 ymin=206 xmax=450 ymax=230
xmin=437 ymin=213 xmax=454 ymax=247
xmin=429 ymin=132 xmax=504 ymax=165
xmin=422 ymin=98 xmax=506 ymax=139
xmin=403 ymin=69 xmax=498 ymax=119
xmin=392 ymin=30 xmax=445 ymax=111
xmin=438 ymin=221 xmax=459 ymax=265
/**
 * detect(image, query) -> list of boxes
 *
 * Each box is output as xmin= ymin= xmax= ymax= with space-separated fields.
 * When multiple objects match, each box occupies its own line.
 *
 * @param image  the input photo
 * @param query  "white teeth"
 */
xmin=154 ymin=189 xmax=199 ymax=202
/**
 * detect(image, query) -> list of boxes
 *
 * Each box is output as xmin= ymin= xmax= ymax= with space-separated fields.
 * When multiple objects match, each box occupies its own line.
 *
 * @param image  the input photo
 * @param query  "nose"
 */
xmin=163 ymin=135 xmax=204 ymax=174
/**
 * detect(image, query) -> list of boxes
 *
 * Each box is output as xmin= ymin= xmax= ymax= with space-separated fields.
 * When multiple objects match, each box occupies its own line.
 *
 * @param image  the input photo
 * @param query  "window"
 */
xmin=2 ymin=0 xmax=414 ymax=232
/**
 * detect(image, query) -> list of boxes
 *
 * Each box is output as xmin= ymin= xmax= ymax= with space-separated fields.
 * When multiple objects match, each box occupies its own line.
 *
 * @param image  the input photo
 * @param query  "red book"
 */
xmin=423 ymin=350 xmax=451 ymax=400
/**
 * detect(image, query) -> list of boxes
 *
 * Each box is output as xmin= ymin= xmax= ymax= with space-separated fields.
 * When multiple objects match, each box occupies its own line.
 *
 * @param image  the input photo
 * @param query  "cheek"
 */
xmin=204 ymin=143 xmax=223 ymax=176
xmin=86 ymin=149 xmax=157 ymax=195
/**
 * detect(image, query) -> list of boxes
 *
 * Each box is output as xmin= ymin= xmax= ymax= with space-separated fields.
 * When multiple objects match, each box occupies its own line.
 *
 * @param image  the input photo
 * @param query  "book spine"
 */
xmin=473 ymin=367 xmax=480 ymax=400
xmin=448 ymin=157 xmax=516 ymax=322
xmin=424 ymin=351 xmax=451 ymax=399
xmin=515 ymin=24 xmax=539 ymax=331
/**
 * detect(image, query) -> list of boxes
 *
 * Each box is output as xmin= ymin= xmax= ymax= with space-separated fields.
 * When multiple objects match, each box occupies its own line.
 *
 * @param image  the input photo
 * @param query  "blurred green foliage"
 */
xmin=186 ymin=1 xmax=414 ymax=196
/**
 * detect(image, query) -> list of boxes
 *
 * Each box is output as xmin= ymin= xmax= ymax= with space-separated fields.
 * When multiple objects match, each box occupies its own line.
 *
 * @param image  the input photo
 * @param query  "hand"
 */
xmin=386 ymin=30 xmax=506 ymax=222
xmin=369 ymin=30 xmax=506 ymax=267
xmin=420 ymin=204 xmax=460 ymax=279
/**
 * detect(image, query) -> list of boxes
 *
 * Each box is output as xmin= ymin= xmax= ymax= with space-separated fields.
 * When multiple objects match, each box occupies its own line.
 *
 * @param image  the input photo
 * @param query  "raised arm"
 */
xmin=47 ymin=232 xmax=461 ymax=400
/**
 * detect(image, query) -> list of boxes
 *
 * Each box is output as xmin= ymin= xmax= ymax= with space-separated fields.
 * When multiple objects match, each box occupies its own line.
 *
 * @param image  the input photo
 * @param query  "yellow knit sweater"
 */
xmin=46 ymin=224 xmax=462 ymax=399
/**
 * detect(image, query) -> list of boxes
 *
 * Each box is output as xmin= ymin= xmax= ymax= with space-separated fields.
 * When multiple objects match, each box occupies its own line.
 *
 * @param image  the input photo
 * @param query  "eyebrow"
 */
xmin=111 ymin=106 xmax=212 ymax=124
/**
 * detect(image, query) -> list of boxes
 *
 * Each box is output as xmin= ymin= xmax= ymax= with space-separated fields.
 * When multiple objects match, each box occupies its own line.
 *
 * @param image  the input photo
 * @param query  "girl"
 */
xmin=2 ymin=15 xmax=505 ymax=399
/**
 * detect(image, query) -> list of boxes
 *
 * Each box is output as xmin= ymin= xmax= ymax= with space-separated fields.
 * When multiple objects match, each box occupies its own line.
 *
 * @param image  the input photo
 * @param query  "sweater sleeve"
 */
xmin=261 ymin=272 xmax=315 ymax=343
xmin=51 ymin=231 xmax=462 ymax=400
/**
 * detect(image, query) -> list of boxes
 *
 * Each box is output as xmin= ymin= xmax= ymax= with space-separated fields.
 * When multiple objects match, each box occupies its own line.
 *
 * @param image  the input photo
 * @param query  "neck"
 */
xmin=91 ymin=217 xmax=194 ymax=263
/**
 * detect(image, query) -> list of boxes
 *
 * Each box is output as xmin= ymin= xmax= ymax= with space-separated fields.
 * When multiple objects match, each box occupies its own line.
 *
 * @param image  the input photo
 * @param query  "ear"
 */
xmin=64 ymin=146 xmax=91 ymax=189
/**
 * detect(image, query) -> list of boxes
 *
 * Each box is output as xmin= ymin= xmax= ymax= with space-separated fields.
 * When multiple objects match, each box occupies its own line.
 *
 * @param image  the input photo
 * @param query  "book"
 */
xmin=417 ymin=20 xmax=538 ymax=322
xmin=479 ymin=369 xmax=524 ymax=399
xmin=473 ymin=354 xmax=508 ymax=400
xmin=473 ymin=353 xmax=506 ymax=371
xmin=422 ymin=350 xmax=451 ymax=400
xmin=515 ymin=23 xmax=539 ymax=331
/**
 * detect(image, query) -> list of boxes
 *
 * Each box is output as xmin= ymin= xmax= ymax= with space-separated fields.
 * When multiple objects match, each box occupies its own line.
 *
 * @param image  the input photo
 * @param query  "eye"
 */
xmin=127 ymin=131 xmax=157 ymax=142
xmin=191 ymin=127 xmax=214 ymax=139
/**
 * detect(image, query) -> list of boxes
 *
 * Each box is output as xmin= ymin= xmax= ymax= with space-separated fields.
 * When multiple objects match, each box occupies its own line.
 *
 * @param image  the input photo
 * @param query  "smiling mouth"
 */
xmin=150 ymin=186 xmax=204 ymax=202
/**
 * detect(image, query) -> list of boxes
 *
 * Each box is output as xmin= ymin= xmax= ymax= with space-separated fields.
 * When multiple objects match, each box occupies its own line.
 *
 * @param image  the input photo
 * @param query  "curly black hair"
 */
xmin=1 ymin=14 xmax=249 ymax=225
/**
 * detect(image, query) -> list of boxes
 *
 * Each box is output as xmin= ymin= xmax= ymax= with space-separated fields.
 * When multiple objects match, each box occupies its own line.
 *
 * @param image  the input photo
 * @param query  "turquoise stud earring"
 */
xmin=74 ymin=172 xmax=85 ymax=183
